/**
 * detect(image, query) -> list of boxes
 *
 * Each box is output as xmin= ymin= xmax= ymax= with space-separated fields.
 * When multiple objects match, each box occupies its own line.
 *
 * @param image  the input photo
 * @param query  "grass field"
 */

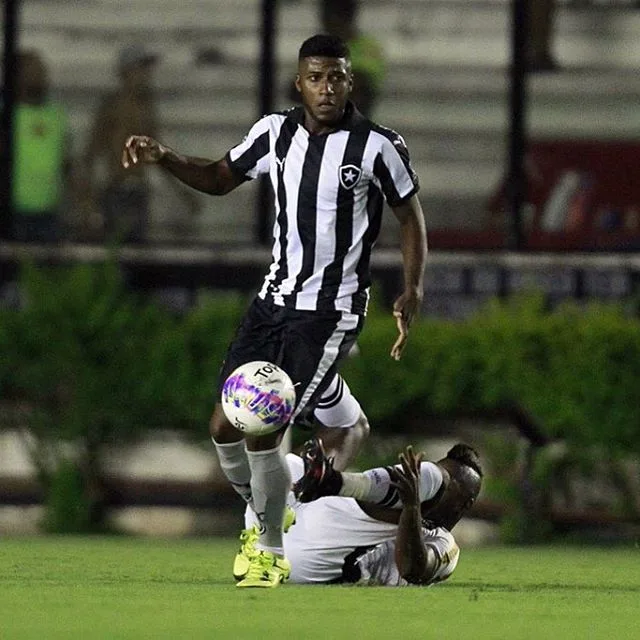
xmin=1 ymin=536 xmax=639 ymax=639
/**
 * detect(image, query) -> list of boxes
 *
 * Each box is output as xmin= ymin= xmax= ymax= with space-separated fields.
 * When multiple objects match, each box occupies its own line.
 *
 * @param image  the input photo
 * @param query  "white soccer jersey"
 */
xmin=226 ymin=103 xmax=420 ymax=315
xmin=353 ymin=527 xmax=459 ymax=587
xmin=244 ymin=454 xmax=460 ymax=586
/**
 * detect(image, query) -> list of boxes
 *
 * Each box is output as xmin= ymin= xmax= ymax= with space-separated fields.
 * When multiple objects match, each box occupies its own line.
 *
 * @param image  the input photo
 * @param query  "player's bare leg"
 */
xmin=314 ymin=409 xmax=369 ymax=471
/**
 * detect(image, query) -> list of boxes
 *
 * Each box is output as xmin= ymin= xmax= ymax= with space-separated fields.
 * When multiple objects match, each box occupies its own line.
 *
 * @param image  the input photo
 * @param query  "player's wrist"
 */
xmin=401 ymin=499 xmax=421 ymax=512
xmin=157 ymin=145 xmax=174 ymax=165
xmin=403 ymin=283 xmax=423 ymax=299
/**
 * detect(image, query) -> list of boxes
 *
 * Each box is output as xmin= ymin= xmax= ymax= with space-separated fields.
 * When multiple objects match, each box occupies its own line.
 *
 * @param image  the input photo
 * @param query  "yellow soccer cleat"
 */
xmin=236 ymin=550 xmax=291 ymax=589
xmin=232 ymin=525 xmax=260 ymax=582
xmin=232 ymin=507 xmax=295 ymax=582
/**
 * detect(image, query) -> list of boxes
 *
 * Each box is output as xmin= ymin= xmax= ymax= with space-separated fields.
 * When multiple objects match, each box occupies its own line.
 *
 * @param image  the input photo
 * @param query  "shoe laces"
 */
xmin=245 ymin=551 xmax=274 ymax=581
xmin=238 ymin=526 xmax=259 ymax=552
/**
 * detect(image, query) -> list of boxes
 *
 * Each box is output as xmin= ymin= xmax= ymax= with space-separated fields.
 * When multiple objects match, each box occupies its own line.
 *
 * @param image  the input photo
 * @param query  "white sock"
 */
xmin=213 ymin=438 xmax=253 ymax=508
xmin=339 ymin=462 xmax=444 ymax=508
xmin=339 ymin=472 xmax=373 ymax=500
xmin=246 ymin=446 xmax=291 ymax=554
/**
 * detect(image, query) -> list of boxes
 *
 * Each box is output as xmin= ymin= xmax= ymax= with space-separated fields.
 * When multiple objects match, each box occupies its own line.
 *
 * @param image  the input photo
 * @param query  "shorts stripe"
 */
xmin=291 ymin=312 xmax=359 ymax=421
xmin=316 ymin=376 xmax=344 ymax=409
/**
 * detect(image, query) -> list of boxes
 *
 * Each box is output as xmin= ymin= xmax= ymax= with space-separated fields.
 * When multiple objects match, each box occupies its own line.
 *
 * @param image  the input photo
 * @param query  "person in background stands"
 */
xmin=3 ymin=50 xmax=70 ymax=243
xmin=82 ymin=45 xmax=199 ymax=244
xmin=526 ymin=0 xmax=559 ymax=73
xmin=82 ymin=45 xmax=159 ymax=244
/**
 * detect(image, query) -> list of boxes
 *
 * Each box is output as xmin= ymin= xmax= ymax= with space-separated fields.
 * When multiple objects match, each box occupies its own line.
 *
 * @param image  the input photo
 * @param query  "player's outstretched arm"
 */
xmin=122 ymin=135 xmax=243 ymax=195
xmin=389 ymin=447 xmax=438 ymax=584
xmin=390 ymin=195 xmax=427 ymax=361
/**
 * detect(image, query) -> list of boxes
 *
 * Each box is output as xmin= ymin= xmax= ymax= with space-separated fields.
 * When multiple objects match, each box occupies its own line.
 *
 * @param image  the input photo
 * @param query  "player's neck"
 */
xmin=303 ymin=111 xmax=344 ymax=136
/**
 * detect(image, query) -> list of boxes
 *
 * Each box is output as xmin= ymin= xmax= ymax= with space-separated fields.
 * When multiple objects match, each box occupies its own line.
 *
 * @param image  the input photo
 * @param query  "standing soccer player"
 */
xmin=122 ymin=34 xmax=427 ymax=588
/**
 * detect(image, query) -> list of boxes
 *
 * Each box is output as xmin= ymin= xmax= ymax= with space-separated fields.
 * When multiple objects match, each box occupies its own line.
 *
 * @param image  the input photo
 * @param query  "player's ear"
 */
xmin=347 ymin=72 xmax=354 ymax=92
xmin=294 ymin=74 xmax=302 ymax=93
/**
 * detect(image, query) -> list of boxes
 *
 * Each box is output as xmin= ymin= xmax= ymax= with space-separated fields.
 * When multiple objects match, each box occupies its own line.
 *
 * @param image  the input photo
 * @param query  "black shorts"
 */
xmin=217 ymin=296 xmax=364 ymax=421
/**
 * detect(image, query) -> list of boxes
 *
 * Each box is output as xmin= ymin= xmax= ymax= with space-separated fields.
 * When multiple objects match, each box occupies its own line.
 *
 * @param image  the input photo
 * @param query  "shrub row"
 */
xmin=344 ymin=295 xmax=640 ymax=454
xmin=1 ymin=262 xmax=638 ymax=455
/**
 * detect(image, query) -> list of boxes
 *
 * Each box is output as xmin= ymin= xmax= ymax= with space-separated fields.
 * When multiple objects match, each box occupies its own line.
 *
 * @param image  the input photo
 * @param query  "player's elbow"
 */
xmin=398 ymin=549 xmax=438 ymax=585
xmin=401 ymin=567 xmax=435 ymax=585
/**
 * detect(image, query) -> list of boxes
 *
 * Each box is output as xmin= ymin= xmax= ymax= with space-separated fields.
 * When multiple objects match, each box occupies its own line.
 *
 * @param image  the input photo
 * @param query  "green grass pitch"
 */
xmin=1 ymin=536 xmax=639 ymax=639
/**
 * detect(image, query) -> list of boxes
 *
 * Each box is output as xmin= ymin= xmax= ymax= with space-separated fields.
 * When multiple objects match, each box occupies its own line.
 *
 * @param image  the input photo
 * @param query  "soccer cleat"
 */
xmin=293 ymin=438 xmax=343 ymax=503
xmin=233 ymin=525 xmax=260 ymax=581
xmin=236 ymin=550 xmax=291 ymax=588
xmin=233 ymin=507 xmax=296 ymax=582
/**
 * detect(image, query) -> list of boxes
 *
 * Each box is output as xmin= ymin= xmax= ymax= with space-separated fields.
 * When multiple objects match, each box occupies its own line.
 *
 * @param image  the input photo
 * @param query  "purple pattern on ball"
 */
xmin=223 ymin=373 xmax=294 ymax=426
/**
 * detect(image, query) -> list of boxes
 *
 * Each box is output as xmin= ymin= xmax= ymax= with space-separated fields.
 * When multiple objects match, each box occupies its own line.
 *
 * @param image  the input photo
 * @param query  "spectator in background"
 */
xmin=527 ymin=0 xmax=558 ymax=73
xmin=82 ymin=44 xmax=198 ymax=244
xmin=4 ymin=50 xmax=70 ymax=242
xmin=288 ymin=0 xmax=386 ymax=119
xmin=81 ymin=45 xmax=159 ymax=244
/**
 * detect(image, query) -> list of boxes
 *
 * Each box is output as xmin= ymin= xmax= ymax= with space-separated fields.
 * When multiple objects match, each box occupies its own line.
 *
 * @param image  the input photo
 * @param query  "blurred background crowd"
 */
xmin=2 ymin=0 xmax=640 ymax=249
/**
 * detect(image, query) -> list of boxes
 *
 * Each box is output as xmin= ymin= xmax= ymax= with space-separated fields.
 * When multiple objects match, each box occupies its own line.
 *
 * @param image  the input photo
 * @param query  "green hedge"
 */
xmin=1 ymin=262 xmax=639 ymax=455
xmin=343 ymin=295 xmax=640 ymax=453
xmin=0 ymin=262 xmax=246 ymax=441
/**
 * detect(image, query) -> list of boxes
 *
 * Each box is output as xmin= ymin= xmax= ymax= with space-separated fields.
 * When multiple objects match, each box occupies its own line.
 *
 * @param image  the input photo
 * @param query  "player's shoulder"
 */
xmin=368 ymin=121 xmax=411 ymax=153
xmin=250 ymin=107 xmax=299 ymax=132
xmin=274 ymin=105 xmax=300 ymax=117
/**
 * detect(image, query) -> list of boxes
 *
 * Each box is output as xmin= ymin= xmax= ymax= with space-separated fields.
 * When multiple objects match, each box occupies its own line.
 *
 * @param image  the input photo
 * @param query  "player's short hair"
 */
xmin=298 ymin=34 xmax=350 ymax=61
xmin=446 ymin=444 xmax=483 ymax=477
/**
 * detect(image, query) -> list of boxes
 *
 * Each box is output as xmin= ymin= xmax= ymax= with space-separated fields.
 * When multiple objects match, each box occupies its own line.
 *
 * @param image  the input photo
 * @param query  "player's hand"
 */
xmin=390 ymin=288 xmax=422 ymax=361
xmin=122 ymin=135 xmax=167 ymax=169
xmin=388 ymin=445 xmax=424 ymax=508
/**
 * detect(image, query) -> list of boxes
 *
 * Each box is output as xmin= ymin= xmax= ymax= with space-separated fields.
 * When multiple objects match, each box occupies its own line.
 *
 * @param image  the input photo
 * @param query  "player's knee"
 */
xmin=340 ymin=409 xmax=370 ymax=448
xmin=209 ymin=404 xmax=241 ymax=443
xmin=354 ymin=410 xmax=370 ymax=441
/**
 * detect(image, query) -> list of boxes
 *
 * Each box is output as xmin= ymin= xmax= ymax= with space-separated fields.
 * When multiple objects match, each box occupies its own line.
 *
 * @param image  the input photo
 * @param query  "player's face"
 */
xmin=296 ymin=56 xmax=353 ymax=132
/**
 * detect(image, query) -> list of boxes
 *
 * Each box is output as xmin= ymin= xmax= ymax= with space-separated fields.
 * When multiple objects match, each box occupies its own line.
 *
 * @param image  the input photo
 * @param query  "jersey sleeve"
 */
xmin=225 ymin=115 xmax=272 ymax=181
xmin=372 ymin=131 xmax=420 ymax=207
xmin=365 ymin=461 xmax=443 ymax=508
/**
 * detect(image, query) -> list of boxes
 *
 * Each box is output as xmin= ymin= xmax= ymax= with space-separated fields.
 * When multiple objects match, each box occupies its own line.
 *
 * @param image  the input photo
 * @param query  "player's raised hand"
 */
xmin=122 ymin=135 xmax=166 ymax=169
xmin=388 ymin=445 xmax=424 ymax=507
xmin=390 ymin=288 xmax=422 ymax=361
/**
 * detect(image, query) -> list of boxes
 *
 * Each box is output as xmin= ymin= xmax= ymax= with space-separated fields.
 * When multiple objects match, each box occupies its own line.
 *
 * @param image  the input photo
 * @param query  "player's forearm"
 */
xmin=399 ymin=209 xmax=427 ymax=294
xmin=395 ymin=505 xmax=434 ymax=584
xmin=158 ymin=150 xmax=232 ymax=195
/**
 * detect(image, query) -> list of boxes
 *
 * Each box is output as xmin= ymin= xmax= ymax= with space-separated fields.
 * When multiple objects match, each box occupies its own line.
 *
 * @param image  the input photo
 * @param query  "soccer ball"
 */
xmin=221 ymin=361 xmax=296 ymax=436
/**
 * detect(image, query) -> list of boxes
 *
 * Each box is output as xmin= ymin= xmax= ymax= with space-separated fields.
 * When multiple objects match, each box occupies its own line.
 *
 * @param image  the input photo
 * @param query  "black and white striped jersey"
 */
xmin=225 ymin=103 xmax=420 ymax=315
